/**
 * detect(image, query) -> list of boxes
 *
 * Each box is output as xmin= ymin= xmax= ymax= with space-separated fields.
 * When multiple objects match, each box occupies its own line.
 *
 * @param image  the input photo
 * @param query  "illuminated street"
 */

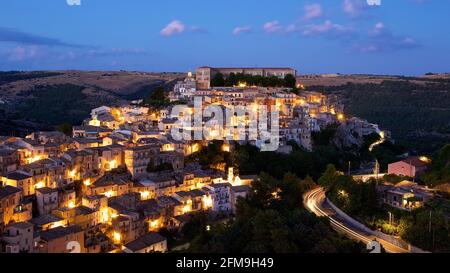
xmin=303 ymin=187 xmax=421 ymax=254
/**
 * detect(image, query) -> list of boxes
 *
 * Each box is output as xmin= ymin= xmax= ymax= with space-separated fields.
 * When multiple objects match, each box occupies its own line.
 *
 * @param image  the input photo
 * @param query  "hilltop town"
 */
xmin=0 ymin=66 xmax=410 ymax=253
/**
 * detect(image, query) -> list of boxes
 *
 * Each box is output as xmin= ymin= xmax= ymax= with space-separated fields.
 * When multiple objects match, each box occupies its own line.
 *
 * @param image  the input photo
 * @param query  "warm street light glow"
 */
xmin=140 ymin=191 xmax=150 ymax=200
xmin=191 ymin=143 xmax=200 ymax=153
xmin=34 ymin=181 xmax=45 ymax=189
xmin=107 ymin=160 xmax=117 ymax=170
xmin=222 ymin=144 xmax=230 ymax=152
xmin=68 ymin=169 xmax=77 ymax=179
xmin=182 ymin=200 xmax=192 ymax=214
xmin=419 ymin=156 xmax=431 ymax=163
xmin=104 ymin=191 xmax=114 ymax=198
xmin=27 ymin=155 xmax=44 ymax=164
xmin=149 ymin=219 xmax=161 ymax=231
xmin=369 ymin=131 xmax=386 ymax=152
xmin=83 ymin=179 xmax=91 ymax=186
xmin=112 ymin=231 xmax=121 ymax=244
xmin=202 ymin=195 xmax=213 ymax=209
xmin=100 ymin=208 xmax=110 ymax=223
xmin=337 ymin=113 xmax=345 ymax=121
xmin=338 ymin=190 xmax=349 ymax=199
xmin=68 ymin=201 xmax=76 ymax=209
xmin=89 ymin=119 xmax=101 ymax=127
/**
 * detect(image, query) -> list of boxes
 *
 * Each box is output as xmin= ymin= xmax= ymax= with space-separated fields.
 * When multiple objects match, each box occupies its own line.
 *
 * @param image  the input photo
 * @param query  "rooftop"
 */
xmin=39 ymin=225 xmax=83 ymax=241
xmin=0 ymin=185 xmax=21 ymax=199
xmin=124 ymin=232 xmax=166 ymax=252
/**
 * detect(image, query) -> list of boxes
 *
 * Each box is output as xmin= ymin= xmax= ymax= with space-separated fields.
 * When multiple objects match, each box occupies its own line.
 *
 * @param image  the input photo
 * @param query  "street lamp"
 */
xmin=388 ymin=212 xmax=393 ymax=226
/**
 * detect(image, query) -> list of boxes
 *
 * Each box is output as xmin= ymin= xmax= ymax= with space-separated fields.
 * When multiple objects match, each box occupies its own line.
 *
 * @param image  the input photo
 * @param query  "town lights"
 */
xmin=191 ymin=143 xmax=200 ymax=153
xmin=149 ymin=219 xmax=160 ymax=231
xmin=89 ymin=119 xmax=101 ymax=127
xmin=202 ymin=195 xmax=213 ymax=209
xmin=110 ymin=212 xmax=119 ymax=219
xmin=107 ymin=160 xmax=117 ymax=170
xmin=419 ymin=156 xmax=431 ymax=163
xmin=140 ymin=191 xmax=150 ymax=200
xmin=112 ymin=231 xmax=121 ymax=244
xmin=83 ymin=179 xmax=91 ymax=186
xmin=338 ymin=190 xmax=349 ymax=199
xmin=238 ymin=82 xmax=247 ymax=88
xmin=34 ymin=181 xmax=45 ymax=189
xmin=68 ymin=169 xmax=77 ymax=179
xmin=337 ymin=113 xmax=345 ymax=121
xmin=182 ymin=200 xmax=192 ymax=214
xmin=222 ymin=144 xmax=230 ymax=152
xmin=68 ymin=201 xmax=76 ymax=209
xmin=100 ymin=208 xmax=110 ymax=223
xmin=27 ymin=155 xmax=43 ymax=164
xmin=104 ymin=191 xmax=114 ymax=198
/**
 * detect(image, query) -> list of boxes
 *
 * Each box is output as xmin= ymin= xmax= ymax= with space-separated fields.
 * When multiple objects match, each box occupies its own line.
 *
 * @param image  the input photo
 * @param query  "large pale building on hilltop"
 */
xmin=196 ymin=66 xmax=297 ymax=89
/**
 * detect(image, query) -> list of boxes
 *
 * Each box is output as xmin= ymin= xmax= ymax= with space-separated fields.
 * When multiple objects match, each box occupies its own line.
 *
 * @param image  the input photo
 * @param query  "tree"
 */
xmin=211 ymin=73 xmax=225 ymax=87
xmin=143 ymin=86 xmax=169 ymax=109
xmin=284 ymin=74 xmax=296 ymax=88
xmin=57 ymin=123 xmax=72 ymax=136
xmin=225 ymin=73 xmax=237 ymax=86
xmin=318 ymin=164 xmax=339 ymax=189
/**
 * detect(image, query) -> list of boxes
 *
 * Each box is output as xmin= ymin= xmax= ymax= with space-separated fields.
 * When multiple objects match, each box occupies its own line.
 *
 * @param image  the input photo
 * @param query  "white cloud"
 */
xmin=263 ymin=21 xmax=283 ymax=33
xmin=160 ymin=20 xmax=186 ymax=37
xmin=355 ymin=22 xmax=419 ymax=53
xmin=301 ymin=20 xmax=354 ymax=38
xmin=232 ymin=26 xmax=252 ymax=35
xmin=304 ymin=3 xmax=323 ymax=20
xmin=7 ymin=46 xmax=41 ymax=62
xmin=343 ymin=0 xmax=367 ymax=17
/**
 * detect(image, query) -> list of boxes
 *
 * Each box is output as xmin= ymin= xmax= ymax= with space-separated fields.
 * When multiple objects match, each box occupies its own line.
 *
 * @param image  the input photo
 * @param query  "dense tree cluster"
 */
xmin=184 ymin=173 xmax=366 ymax=253
xmin=15 ymin=84 xmax=91 ymax=125
xmin=0 ymin=71 xmax=62 ymax=85
xmin=211 ymin=73 xmax=296 ymax=88
xmin=423 ymin=144 xmax=450 ymax=186
xmin=143 ymin=86 xmax=171 ymax=109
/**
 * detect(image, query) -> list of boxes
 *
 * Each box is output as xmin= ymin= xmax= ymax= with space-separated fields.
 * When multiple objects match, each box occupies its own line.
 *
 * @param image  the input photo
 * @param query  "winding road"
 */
xmin=303 ymin=187 xmax=418 ymax=253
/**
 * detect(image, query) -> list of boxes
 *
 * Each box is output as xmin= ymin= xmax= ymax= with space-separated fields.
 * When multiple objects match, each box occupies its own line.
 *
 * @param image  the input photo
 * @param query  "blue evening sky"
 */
xmin=0 ymin=0 xmax=449 ymax=75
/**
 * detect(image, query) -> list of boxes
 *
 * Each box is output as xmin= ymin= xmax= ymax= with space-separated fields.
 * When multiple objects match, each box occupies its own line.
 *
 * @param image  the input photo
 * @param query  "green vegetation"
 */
xmin=322 ymin=165 xmax=450 ymax=252
xmin=322 ymin=165 xmax=379 ymax=218
xmin=0 ymin=71 xmax=62 ymax=85
xmin=15 ymin=84 xmax=92 ymax=125
xmin=186 ymin=140 xmax=232 ymax=169
xmin=185 ymin=173 xmax=366 ymax=253
xmin=211 ymin=73 xmax=296 ymax=88
xmin=143 ymin=86 xmax=171 ymax=109
xmin=382 ymin=174 xmax=411 ymax=184
xmin=311 ymin=80 xmax=450 ymax=153
xmin=423 ymin=144 xmax=450 ymax=186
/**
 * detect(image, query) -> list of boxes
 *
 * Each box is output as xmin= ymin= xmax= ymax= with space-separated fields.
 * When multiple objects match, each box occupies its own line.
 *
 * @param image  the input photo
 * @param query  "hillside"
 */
xmin=0 ymin=70 xmax=184 ymax=135
xmin=302 ymin=75 xmax=450 ymax=153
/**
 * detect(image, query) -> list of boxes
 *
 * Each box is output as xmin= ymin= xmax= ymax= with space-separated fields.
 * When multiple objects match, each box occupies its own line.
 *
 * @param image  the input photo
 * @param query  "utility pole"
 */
xmin=429 ymin=210 xmax=432 ymax=234
xmin=348 ymin=161 xmax=351 ymax=176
